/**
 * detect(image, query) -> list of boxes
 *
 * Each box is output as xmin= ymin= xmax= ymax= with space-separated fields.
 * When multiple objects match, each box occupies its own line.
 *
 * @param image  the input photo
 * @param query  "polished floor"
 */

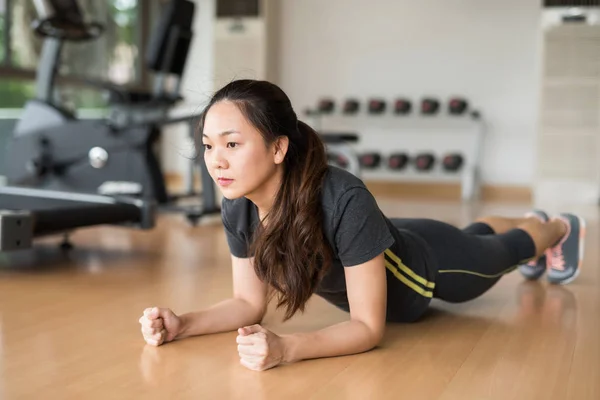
xmin=0 ymin=198 xmax=598 ymax=399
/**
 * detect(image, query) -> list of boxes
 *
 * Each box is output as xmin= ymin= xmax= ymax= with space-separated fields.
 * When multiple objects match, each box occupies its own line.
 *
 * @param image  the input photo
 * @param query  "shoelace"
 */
xmin=548 ymin=247 xmax=566 ymax=271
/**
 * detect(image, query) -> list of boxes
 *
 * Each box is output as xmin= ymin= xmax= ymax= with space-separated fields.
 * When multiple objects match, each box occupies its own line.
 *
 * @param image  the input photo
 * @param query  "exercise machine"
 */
xmin=0 ymin=0 xmax=162 ymax=252
xmin=0 ymin=186 xmax=154 ymax=252
xmin=2 ymin=0 xmax=219 ymax=224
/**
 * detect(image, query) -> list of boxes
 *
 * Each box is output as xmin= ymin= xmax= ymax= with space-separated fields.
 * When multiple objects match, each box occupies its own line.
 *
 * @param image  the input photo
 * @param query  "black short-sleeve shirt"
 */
xmin=221 ymin=166 xmax=435 ymax=321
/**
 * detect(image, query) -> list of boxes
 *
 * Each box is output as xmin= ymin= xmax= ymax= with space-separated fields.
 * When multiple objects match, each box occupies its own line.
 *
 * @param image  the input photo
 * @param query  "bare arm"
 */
xmin=281 ymin=253 xmax=387 ymax=363
xmin=176 ymin=255 xmax=269 ymax=339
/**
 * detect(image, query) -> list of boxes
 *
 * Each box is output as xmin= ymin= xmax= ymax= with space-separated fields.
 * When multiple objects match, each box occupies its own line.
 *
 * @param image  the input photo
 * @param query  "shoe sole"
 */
xmin=555 ymin=268 xmax=580 ymax=285
xmin=522 ymin=270 xmax=546 ymax=281
xmin=549 ymin=215 xmax=586 ymax=285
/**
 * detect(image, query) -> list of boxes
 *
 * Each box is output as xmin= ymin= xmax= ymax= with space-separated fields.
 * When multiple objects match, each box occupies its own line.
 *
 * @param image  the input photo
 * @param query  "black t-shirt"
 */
xmin=221 ymin=166 xmax=435 ymax=319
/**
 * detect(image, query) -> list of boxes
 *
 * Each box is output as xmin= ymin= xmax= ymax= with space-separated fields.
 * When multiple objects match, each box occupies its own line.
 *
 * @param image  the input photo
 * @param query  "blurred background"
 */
xmin=0 ymin=0 xmax=598 ymax=207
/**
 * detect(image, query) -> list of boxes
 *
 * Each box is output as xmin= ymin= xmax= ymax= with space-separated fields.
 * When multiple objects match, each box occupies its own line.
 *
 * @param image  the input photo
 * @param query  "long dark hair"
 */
xmin=199 ymin=79 xmax=333 ymax=320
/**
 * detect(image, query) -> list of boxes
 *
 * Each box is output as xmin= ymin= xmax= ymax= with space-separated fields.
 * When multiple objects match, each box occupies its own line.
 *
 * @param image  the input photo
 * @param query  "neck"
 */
xmin=246 ymin=166 xmax=285 ymax=223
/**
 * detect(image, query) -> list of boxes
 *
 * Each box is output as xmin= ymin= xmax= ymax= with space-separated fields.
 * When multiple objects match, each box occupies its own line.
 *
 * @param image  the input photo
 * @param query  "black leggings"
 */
xmin=391 ymin=219 xmax=536 ymax=303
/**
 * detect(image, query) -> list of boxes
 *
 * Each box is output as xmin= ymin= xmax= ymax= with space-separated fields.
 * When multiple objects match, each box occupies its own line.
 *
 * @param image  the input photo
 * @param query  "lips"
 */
xmin=217 ymin=177 xmax=234 ymax=187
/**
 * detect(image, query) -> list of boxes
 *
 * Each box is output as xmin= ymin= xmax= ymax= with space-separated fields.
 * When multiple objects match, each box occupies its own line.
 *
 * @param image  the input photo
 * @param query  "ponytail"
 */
xmin=250 ymin=120 xmax=333 ymax=321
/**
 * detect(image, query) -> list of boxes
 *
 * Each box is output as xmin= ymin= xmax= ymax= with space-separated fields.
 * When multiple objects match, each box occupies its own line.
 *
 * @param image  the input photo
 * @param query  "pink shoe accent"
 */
xmin=546 ymin=216 xmax=571 ymax=272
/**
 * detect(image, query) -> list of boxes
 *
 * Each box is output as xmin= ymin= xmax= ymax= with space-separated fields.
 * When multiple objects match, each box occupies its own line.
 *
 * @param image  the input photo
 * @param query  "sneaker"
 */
xmin=546 ymin=213 xmax=586 ymax=285
xmin=518 ymin=210 xmax=550 ymax=280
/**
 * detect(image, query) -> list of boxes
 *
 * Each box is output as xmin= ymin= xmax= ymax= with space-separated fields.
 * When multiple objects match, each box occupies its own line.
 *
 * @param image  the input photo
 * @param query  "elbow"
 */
xmin=369 ymin=329 xmax=385 ymax=349
xmin=235 ymin=297 xmax=267 ymax=325
xmin=249 ymin=303 xmax=268 ymax=325
xmin=355 ymin=319 xmax=385 ymax=350
xmin=254 ymin=308 xmax=267 ymax=324
xmin=253 ymin=301 xmax=268 ymax=323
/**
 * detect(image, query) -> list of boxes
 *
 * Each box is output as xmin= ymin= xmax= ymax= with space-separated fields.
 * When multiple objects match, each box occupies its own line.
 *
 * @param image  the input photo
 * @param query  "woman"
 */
xmin=139 ymin=79 xmax=585 ymax=371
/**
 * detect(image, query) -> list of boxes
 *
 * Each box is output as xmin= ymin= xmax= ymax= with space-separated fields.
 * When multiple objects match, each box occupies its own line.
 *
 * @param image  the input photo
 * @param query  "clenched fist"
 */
xmin=139 ymin=307 xmax=182 ymax=346
xmin=236 ymin=324 xmax=287 ymax=371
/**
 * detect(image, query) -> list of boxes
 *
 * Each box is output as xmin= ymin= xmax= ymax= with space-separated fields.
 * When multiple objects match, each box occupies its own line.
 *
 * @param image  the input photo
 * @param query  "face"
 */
xmin=201 ymin=101 xmax=288 ymax=201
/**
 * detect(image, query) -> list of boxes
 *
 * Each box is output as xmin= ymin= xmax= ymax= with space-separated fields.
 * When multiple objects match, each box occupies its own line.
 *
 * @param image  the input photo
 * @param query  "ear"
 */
xmin=272 ymin=136 xmax=289 ymax=165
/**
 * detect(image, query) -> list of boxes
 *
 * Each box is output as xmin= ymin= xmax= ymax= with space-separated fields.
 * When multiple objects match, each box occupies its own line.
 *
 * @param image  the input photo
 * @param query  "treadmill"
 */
xmin=0 ymin=0 xmax=155 ymax=252
xmin=0 ymin=186 xmax=154 ymax=252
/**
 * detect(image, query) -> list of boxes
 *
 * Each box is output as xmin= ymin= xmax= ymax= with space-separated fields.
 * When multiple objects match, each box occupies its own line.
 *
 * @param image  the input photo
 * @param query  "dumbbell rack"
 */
xmin=309 ymin=111 xmax=486 ymax=201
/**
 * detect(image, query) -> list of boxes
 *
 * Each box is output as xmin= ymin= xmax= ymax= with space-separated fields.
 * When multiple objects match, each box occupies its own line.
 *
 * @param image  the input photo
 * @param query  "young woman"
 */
xmin=139 ymin=79 xmax=586 ymax=371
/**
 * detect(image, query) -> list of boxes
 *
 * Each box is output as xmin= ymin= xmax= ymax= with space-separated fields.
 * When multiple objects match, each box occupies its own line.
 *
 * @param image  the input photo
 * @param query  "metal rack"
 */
xmin=309 ymin=110 xmax=486 ymax=201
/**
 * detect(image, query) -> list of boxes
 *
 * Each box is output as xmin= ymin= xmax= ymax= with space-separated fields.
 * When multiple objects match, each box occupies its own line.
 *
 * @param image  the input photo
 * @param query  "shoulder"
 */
xmin=321 ymin=166 xmax=379 ymax=215
xmin=321 ymin=166 xmax=372 ymax=206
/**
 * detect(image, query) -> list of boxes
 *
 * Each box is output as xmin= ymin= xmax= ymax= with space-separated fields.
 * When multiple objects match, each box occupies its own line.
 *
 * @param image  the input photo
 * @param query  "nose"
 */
xmin=207 ymin=148 xmax=228 ymax=170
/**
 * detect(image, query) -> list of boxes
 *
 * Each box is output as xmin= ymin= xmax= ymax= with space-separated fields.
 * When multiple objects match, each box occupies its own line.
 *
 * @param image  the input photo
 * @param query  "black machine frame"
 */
xmin=0 ymin=185 xmax=155 ymax=252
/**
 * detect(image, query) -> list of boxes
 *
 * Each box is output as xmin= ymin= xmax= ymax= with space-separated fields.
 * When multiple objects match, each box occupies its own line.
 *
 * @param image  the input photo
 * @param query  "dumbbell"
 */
xmin=327 ymin=153 xmax=350 ymax=169
xmin=343 ymin=99 xmax=360 ymax=115
xmin=388 ymin=153 xmax=410 ymax=170
xmin=359 ymin=152 xmax=382 ymax=169
xmin=394 ymin=99 xmax=412 ymax=115
xmin=421 ymin=98 xmax=440 ymax=115
xmin=368 ymin=99 xmax=386 ymax=115
xmin=448 ymin=98 xmax=469 ymax=115
xmin=318 ymin=98 xmax=335 ymax=114
xmin=414 ymin=153 xmax=436 ymax=171
xmin=442 ymin=153 xmax=464 ymax=172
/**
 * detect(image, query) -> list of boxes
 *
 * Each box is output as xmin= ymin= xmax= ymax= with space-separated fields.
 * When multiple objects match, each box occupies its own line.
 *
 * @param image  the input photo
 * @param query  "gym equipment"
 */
xmin=368 ymin=99 xmax=386 ymax=114
xmin=343 ymin=99 xmax=360 ymax=115
xmin=442 ymin=153 xmax=464 ymax=172
xmin=0 ymin=186 xmax=154 ymax=252
xmin=388 ymin=153 xmax=410 ymax=170
xmin=327 ymin=153 xmax=348 ymax=169
xmin=449 ymin=98 xmax=469 ymax=115
xmin=421 ymin=98 xmax=440 ymax=115
xmin=394 ymin=99 xmax=412 ymax=115
xmin=318 ymin=98 xmax=335 ymax=114
xmin=0 ymin=0 xmax=158 ymax=251
xmin=359 ymin=152 xmax=382 ymax=169
xmin=414 ymin=153 xmax=436 ymax=171
xmin=2 ymin=0 xmax=219 ymax=225
xmin=321 ymin=133 xmax=361 ymax=177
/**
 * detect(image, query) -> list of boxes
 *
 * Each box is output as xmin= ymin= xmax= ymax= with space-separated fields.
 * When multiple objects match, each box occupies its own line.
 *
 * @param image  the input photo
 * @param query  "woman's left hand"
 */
xmin=236 ymin=324 xmax=286 ymax=371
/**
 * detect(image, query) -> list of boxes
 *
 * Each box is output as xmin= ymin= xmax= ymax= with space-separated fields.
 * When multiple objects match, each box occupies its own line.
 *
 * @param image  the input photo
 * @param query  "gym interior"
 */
xmin=0 ymin=0 xmax=599 ymax=398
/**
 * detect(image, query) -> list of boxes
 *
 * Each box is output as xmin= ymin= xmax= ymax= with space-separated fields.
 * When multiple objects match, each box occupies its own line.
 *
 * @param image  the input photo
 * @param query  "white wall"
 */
xmin=277 ymin=0 xmax=543 ymax=186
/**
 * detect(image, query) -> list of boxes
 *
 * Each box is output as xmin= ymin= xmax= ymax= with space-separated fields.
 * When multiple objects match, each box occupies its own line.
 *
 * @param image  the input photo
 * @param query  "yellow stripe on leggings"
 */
xmin=437 ymin=265 xmax=518 ymax=279
xmin=385 ymin=249 xmax=435 ymax=289
xmin=385 ymin=260 xmax=433 ymax=298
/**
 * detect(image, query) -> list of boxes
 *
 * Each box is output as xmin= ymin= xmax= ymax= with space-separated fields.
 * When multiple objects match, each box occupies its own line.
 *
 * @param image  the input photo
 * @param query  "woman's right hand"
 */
xmin=139 ymin=307 xmax=183 ymax=346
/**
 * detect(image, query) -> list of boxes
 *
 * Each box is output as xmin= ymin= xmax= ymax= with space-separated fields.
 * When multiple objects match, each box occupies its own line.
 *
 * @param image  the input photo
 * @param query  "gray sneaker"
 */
xmin=518 ymin=210 xmax=549 ymax=280
xmin=547 ymin=213 xmax=586 ymax=285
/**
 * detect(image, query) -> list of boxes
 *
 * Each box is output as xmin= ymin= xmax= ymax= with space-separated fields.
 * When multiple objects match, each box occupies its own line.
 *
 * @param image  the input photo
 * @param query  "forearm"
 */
xmin=177 ymin=298 xmax=263 ymax=339
xmin=281 ymin=319 xmax=382 ymax=363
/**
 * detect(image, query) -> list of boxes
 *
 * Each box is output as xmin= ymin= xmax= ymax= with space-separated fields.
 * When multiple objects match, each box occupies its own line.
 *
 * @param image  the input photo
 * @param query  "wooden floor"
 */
xmin=0 ymin=198 xmax=598 ymax=399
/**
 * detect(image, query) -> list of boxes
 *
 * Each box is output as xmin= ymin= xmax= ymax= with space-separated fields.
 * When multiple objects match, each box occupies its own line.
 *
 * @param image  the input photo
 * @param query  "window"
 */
xmin=0 ymin=78 xmax=35 ymax=109
xmin=0 ymin=0 xmax=148 ymax=109
xmin=9 ymin=0 xmax=141 ymax=84
xmin=0 ymin=0 xmax=5 ymax=63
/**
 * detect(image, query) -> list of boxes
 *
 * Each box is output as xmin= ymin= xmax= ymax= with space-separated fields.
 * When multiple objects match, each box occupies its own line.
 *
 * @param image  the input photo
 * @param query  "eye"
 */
xmin=227 ymin=142 xmax=238 ymax=148
xmin=203 ymin=144 xmax=212 ymax=150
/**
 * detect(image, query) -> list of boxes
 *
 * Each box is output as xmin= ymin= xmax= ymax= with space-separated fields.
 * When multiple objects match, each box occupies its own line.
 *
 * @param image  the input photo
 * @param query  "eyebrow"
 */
xmin=202 ymin=130 xmax=240 ymax=138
